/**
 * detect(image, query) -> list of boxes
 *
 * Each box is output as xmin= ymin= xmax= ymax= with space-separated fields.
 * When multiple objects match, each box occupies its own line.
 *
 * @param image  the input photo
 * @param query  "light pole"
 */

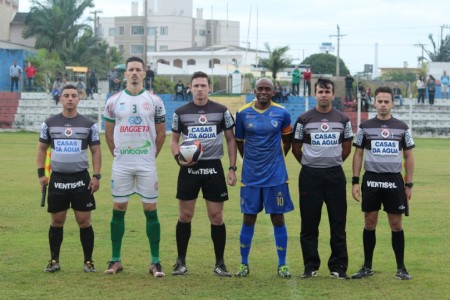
xmin=90 ymin=10 xmax=103 ymax=38
xmin=330 ymin=25 xmax=346 ymax=77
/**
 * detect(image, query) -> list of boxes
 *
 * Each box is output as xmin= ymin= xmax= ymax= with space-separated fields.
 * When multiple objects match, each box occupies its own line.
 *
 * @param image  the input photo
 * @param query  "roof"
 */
xmin=164 ymin=45 xmax=267 ymax=53
xmin=11 ymin=13 xmax=28 ymax=24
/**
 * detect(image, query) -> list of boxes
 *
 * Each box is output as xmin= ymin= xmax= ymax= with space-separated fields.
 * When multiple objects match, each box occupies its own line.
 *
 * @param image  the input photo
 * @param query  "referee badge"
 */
xmin=199 ymin=114 xmax=208 ymax=124
xmin=320 ymin=122 xmax=330 ymax=132
xmin=381 ymin=129 xmax=390 ymax=138
xmin=64 ymin=127 xmax=73 ymax=137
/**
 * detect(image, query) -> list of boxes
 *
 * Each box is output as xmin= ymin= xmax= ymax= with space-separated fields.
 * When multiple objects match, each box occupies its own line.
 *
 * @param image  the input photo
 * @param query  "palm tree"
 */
xmin=421 ymin=34 xmax=450 ymax=62
xmin=258 ymin=43 xmax=292 ymax=80
xmin=23 ymin=0 xmax=94 ymax=51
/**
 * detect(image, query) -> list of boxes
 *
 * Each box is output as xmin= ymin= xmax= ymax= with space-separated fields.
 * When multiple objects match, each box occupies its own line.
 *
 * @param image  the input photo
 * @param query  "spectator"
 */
xmin=185 ymin=83 xmax=192 ymax=101
xmin=344 ymin=74 xmax=354 ymax=104
xmin=52 ymin=78 xmax=62 ymax=105
xmin=174 ymin=80 xmax=185 ymax=101
xmin=303 ymin=68 xmax=312 ymax=97
xmin=87 ymin=70 xmax=97 ymax=99
xmin=10 ymin=61 xmax=23 ymax=93
xmin=417 ymin=75 xmax=426 ymax=104
xmin=25 ymin=62 xmax=37 ymax=92
xmin=274 ymin=81 xmax=283 ymax=102
xmin=427 ymin=75 xmax=436 ymax=105
xmin=145 ymin=66 xmax=155 ymax=90
xmin=291 ymin=66 xmax=301 ymax=96
xmin=440 ymin=70 xmax=449 ymax=99
xmin=107 ymin=67 xmax=117 ymax=93
xmin=76 ymin=78 xmax=86 ymax=100
xmin=392 ymin=83 xmax=403 ymax=106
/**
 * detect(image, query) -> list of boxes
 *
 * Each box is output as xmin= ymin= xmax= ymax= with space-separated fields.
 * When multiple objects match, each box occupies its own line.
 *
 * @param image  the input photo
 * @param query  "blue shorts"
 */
xmin=240 ymin=183 xmax=294 ymax=214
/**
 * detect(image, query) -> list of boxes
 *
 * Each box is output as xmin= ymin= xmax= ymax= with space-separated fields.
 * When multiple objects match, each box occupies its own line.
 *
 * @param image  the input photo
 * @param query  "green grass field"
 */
xmin=0 ymin=132 xmax=449 ymax=299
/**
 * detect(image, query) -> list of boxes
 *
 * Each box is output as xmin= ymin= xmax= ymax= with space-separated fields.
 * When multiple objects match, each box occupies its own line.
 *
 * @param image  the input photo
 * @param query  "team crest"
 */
xmin=64 ymin=127 xmax=73 ymax=137
xmin=381 ymin=129 xmax=390 ymax=138
xmin=320 ymin=122 xmax=330 ymax=132
xmin=199 ymin=114 xmax=208 ymax=124
xmin=271 ymin=120 xmax=279 ymax=127
xmin=143 ymin=102 xmax=151 ymax=111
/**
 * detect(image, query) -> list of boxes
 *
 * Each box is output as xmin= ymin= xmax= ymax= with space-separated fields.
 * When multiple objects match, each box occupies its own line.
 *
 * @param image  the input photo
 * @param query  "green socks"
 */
xmin=110 ymin=209 xmax=125 ymax=261
xmin=145 ymin=210 xmax=161 ymax=264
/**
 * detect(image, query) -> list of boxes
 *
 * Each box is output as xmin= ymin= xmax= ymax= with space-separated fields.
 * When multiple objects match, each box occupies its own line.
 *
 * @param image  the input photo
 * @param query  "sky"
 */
xmin=19 ymin=0 xmax=450 ymax=75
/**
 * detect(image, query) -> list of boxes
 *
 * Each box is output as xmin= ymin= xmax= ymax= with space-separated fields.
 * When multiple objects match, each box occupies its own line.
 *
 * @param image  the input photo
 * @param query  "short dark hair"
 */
xmin=374 ymin=86 xmax=393 ymax=99
xmin=191 ymin=71 xmax=210 ymax=84
xmin=126 ymin=56 xmax=145 ymax=69
xmin=314 ymin=77 xmax=335 ymax=93
xmin=60 ymin=84 xmax=79 ymax=96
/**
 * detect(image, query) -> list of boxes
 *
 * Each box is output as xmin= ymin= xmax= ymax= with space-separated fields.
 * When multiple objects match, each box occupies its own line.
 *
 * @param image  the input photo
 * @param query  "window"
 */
xmin=160 ymin=26 xmax=168 ymax=36
xmin=131 ymin=44 xmax=144 ymax=54
xmin=174 ymin=59 xmax=183 ymax=68
xmin=148 ymin=46 xmax=155 ymax=52
xmin=131 ymin=26 xmax=144 ymax=35
xmin=199 ymin=30 xmax=206 ymax=36
xmin=148 ymin=27 xmax=156 ymax=36
xmin=109 ymin=28 xmax=117 ymax=36
xmin=118 ymin=44 xmax=125 ymax=52
xmin=209 ymin=58 xmax=220 ymax=68
xmin=159 ymin=45 xmax=168 ymax=51
xmin=117 ymin=26 xmax=124 ymax=36
xmin=158 ymin=59 xmax=169 ymax=65
xmin=187 ymin=59 xmax=196 ymax=65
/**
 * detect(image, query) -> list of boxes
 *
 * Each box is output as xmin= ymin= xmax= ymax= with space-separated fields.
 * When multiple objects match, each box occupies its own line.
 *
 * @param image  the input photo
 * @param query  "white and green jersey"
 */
xmin=104 ymin=89 xmax=166 ymax=165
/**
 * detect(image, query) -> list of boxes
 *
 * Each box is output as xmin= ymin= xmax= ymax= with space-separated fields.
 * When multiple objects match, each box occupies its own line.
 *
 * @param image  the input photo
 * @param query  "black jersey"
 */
xmin=293 ymin=108 xmax=353 ymax=168
xmin=353 ymin=116 xmax=415 ymax=173
xmin=39 ymin=113 xmax=100 ymax=173
xmin=171 ymin=100 xmax=235 ymax=160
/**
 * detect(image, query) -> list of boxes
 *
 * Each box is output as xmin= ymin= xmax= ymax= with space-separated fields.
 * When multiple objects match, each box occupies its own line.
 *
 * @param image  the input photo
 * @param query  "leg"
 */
xmin=363 ymin=211 xmax=378 ymax=268
xmin=299 ymin=168 xmax=324 ymax=273
xmin=110 ymin=202 xmax=128 ymax=262
xmin=143 ymin=202 xmax=160 ymax=264
xmin=49 ymin=210 xmax=68 ymax=262
xmin=271 ymin=214 xmax=288 ymax=267
xmin=324 ymin=167 xmax=348 ymax=274
xmin=176 ymin=200 xmax=196 ymax=263
xmin=74 ymin=210 xmax=95 ymax=271
xmin=236 ymin=214 xmax=257 ymax=277
xmin=206 ymin=201 xmax=226 ymax=264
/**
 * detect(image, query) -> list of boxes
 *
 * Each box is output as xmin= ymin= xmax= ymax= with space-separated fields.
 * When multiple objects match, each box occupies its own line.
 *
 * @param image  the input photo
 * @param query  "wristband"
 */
xmin=37 ymin=168 xmax=45 ymax=178
xmin=351 ymin=176 xmax=360 ymax=185
xmin=404 ymin=182 xmax=414 ymax=188
xmin=229 ymin=166 xmax=237 ymax=171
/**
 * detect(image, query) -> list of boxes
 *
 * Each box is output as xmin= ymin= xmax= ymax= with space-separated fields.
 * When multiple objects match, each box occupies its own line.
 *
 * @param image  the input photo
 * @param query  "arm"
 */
xmin=36 ymin=142 xmax=50 ymax=190
xmin=403 ymin=149 xmax=414 ymax=201
xmin=155 ymin=122 xmax=166 ymax=157
xmin=104 ymin=121 xmax=115 ymax=156
xmin=236 ymin=140 xmax=244 ymax=158
xmin=291 ymin=142 xmax=303 ymax=164
xmin=342 ymin=140 xmax=352 ymax=161
xmin=282 ymin=132 xmax=292 ymax=156
xmin=224 ymin=129 xmax=237 ymax=186
xmin=88 ymin=144 xmax=101 ymax=194
xmin=351 ymin=147 xmax=364 ymax=202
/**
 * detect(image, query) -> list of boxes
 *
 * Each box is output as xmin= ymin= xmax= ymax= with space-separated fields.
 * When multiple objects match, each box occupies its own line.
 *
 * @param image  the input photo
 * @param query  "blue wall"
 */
xmin=0 ymin=49 xmax=30 ymax=92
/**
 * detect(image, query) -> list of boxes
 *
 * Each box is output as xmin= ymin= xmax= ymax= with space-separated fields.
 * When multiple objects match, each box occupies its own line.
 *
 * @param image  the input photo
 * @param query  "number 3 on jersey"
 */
xmin=133 ymin=104 xmax=137 ymax=113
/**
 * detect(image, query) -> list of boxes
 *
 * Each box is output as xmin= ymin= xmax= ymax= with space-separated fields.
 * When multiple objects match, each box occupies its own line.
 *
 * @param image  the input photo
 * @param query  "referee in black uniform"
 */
xmin=351 ymin=86 xmax=415 ymax=280
xmin=36 ymin=84 xmax=102 ymax=273
xmin=292 ymin=78 xmax=354 ymax=279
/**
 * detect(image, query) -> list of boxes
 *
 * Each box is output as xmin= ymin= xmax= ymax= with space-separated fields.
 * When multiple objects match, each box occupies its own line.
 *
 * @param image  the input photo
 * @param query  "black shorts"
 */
xmin=47 ymin=170 xmax=96 ymax=213
xmin=361 ymin=172 xmax=406 ymax=214
xmin=176 ymin=159 xmax=228 ymax=202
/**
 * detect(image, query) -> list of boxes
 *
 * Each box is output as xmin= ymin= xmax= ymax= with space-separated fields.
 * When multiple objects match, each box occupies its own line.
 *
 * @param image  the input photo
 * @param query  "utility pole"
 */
xmin=90 ymin=10 xmax=103 ymax=38
xmin=144 ymin=0 xmax=147 ymax=66
xmin=330 ymin=25 xmax=346 ymax=77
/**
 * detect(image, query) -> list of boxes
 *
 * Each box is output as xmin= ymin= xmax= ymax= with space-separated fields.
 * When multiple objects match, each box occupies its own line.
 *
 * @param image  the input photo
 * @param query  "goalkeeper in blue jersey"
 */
xmin=234 ymin=77 xmax=294 ymax=278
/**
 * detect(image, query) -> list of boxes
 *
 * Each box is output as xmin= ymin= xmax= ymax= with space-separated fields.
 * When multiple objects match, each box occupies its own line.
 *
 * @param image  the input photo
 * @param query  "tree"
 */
xmin=302 ymin=53 xmax=350 ymax=76
xmin=23 ymin=0 xmax=94 ymax=51
xmin=380 ymin=70 xmax=419 ymax=82
xmin=26 ymin=49 xmax=63 ymax=91
xmin=420 ymin=34 xmax=450 ymax=62
xmin=258 ymin=43 xmax=292 ymax=80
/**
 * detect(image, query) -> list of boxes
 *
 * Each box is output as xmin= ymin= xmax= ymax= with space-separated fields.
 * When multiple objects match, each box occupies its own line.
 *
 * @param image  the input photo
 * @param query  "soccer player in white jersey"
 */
xmin=351 ymin=86 xmax=415 ymax=280
xmin=103 ymin=56 xmax=166 ymax=277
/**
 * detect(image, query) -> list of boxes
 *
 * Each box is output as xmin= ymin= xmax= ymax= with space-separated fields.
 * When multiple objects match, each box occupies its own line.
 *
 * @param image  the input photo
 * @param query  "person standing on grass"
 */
xmin=103 ymin=56 xmax=166 ymax=277
xmin=351 ymin=86 xmax=415 ymax=280
xmin=36 ymin=84 xmax=102 ymax=273
xmin=234 ymin=77 xmax=294 ymax=279
xmin=292 ymin=77 xmax=353 ymax=280
xmin=170 ymin=71 xmax=237 ymax=277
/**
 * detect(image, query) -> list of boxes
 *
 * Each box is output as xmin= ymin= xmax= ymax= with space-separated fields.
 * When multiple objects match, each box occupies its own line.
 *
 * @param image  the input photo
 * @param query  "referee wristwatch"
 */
xmin=93 ymin=174 xmax=102 ymax=180
xmin=404 ymin=182 xmax=413 ymax=188
xmin=228 ymin=166 xmax=237 ymax=171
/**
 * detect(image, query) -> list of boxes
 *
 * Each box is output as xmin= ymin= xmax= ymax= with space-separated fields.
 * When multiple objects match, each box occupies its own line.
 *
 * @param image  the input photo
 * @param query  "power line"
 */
xmin=330 ymin=25 xmax=347 ymax=77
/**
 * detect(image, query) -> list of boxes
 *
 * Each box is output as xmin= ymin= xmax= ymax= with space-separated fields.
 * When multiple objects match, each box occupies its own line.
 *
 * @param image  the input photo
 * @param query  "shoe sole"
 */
xmin=330 ymin=272 xmax=350 ymax=279
xmin=150 ymin=272 xmax=165 ymax=277
xmin=104 ymin=267 xmax=123 ymax=274
xmin=44 ymin=268 xmax=60 ymax=273
xmin=301 ymin=270 xmax=318 ymax=279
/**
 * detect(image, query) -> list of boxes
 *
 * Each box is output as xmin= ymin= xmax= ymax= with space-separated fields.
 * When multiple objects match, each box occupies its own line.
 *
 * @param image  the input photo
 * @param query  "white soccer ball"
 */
xmin=179 ymin=139 xmax=203 ymax=163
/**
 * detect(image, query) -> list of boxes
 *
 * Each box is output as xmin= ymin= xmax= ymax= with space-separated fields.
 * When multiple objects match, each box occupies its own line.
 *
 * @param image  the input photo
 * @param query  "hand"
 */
xmin=39 ymin=176 xmax=48 ymax=189
xmin=352 ymin=184 xmax=361 ymax=202
xmin=175 ymin=153 xmax=197 ymax=167
xmin=227 ymin=170 xmax=237 ymax=186
xmin=88 ymin=177 xmax=100 ymax=194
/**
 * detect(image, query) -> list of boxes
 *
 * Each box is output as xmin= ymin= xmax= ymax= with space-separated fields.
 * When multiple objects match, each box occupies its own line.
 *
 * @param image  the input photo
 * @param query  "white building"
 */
xmin=99 ymin=0 xmax=240 ymax=64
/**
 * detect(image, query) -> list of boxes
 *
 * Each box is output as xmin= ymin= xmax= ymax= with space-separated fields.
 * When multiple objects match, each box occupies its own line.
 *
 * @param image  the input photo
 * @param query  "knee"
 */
xmin=179 ymin=210 xmax=194 ymax=223
xmin=208 ymin=210 xmax=223 ymax=225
